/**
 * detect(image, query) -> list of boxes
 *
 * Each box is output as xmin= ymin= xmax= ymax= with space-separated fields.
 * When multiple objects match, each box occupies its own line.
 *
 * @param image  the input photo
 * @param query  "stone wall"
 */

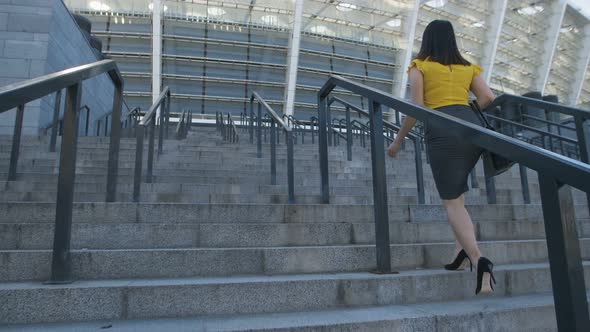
xmin=0 ymin=0 xmax=116 ymax=135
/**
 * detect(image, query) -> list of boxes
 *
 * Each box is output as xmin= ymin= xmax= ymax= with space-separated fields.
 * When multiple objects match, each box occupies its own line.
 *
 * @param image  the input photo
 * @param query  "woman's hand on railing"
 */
xmin=386 ymin=140 xmax=402 ymax=158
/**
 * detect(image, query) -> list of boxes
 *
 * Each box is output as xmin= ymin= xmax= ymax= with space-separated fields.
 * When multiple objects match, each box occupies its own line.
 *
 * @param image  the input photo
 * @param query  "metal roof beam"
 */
xmin=535 ymin=0 xmax=567 ymax=94
xmin=152 ymin=0 xmax=162 ymax=119
xmin=481 ymin=0 xmax=507 ymax=84
xmin=571 ymin=22 xmax=590 ymax=105
xmin=396 ymin=0 xmax=420 ymax=99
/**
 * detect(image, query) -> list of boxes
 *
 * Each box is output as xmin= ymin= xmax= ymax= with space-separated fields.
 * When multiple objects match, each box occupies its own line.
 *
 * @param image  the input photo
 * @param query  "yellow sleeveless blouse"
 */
xmin=408 ymin=59 xmax=483 ymax=109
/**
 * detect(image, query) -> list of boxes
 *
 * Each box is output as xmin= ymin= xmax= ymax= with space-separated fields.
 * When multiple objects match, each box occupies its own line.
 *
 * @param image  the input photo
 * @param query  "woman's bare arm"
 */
xmin=387 ymin=67 xmax=421 ymax=157
xmin=470 ymin=74 xmax=495 ymax=109
xmin=394 ymin=67 xmax=422 ymax=143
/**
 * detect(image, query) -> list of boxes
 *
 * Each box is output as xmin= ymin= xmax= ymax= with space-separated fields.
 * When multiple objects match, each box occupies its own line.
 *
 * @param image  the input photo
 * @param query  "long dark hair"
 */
xmin=416 ymin=20 xmax=470 ymax=66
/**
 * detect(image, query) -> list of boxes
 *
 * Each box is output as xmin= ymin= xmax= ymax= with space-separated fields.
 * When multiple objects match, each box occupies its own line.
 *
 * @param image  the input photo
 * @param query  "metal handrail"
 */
xmin=284 ymin=114 xmax=306 ymax=144
xmin=250 ymin=91 xmax=295 ymax=204
xmin=318 ymin=75 xmax=590 ymax=331
xmin=175 ymin=109 xmax=193 ymax=140
xmin=487 ymin=93 xmax=590 ymax=118
xmin=485 ymin=114 xmax=578 ymax=145
xmin=521 ymin=114 xmax=576 ymax=131
xmin=132 ymin=87 xmax=171 ymax=202
xmin=332 ymin=127 xmax=347 ymax=146
xmin=310 ymin=116 xmax=319 ymax=144
xmin=216 ymin=112 xmax=238 ymax=143
xmin=0 ymin=59 xmax=125 ymax=284
xmin=329 ymin=96 xmax=424 ymax=140
xmin=350 ymin=119 xmax=369 ymax=148
xmin=485 ymin=93 xmax=590 ymax=168
xmin=328 ymin=97 xmax=426 ymax=204
xmin=44 ymin=104 xmax=91 ymax=136
xmin=122 ymin=106 xmax=141 ymax=135
xmin=227 ymin=113 xmax=239 ymax=143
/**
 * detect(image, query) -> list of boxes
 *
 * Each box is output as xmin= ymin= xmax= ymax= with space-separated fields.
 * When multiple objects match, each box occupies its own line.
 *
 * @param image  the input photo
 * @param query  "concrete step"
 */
xmin=0 ymin=164 xmax=437 ymax=177
xmin=0 ymin=191 xmax=430 ymax=205
xmin=2 ymin=220 xmax=589 ymax=250
xmin=3 ymin=239 xmax=589 ymax=281
xmin=0 ymin=181 xmax=430 ymax=196
xmin=0 ymin=174 xmax=441 ymax=191
xmin=0 ymin=202 xmax=570 ymax=224
xmin=4 ymin=292 xmax=587 ymax=331
xmin=1 ymin=263 xmax=589 ymax=325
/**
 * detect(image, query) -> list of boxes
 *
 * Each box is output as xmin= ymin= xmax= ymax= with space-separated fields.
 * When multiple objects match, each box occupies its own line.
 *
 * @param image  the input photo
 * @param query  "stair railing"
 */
xmin=175 ymin=109 xmax=193 ymax=140
xmin=227 ymin=113 xmax=239 ymax=143
xmin=310 ymin=116 xmax=319 ymax=144
xmin=484 ymin=95 xmax=590 ymax=206
xmin=318 ymin=75 xmax=590 ymax=331
xmin=0 ymin=59 xmax=125 ymax=283
xmin=284 ymin=114 xmax=306 ymax=144
xmin=94 ymin=101 xmax=141 ymax=139
xmin=250 ymin=92 xmax=295 ymax=204
xmin=328 ymin=96 xmax=425 ymax=204
xmin=215 ymin=112 xmax=239 ymax=143
xmin=132 ymin=87 xmax=171 ymax=202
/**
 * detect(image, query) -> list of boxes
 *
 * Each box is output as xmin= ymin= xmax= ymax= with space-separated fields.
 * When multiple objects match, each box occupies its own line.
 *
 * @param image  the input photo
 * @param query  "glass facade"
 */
xmin=65 ymin=0 xmax=590 ymax=119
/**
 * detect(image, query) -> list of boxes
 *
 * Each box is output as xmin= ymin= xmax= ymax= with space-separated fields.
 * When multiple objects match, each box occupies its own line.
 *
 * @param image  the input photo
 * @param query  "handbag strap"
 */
xmin=470 ymin=100 xmax=493 ymax=129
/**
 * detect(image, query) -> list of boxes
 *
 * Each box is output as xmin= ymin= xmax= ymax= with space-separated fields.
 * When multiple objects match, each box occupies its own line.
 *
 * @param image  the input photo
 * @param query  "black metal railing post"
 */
xmin=520 ymin=164 xmax=531 ymax=204
xmin=49 ymin=82 xmax=82 ymax=283
xmin=165 ymin=91 xmax=171 ymax=139
xmin=270 ymin=118 xmax=277 ymax=185
xmin=485 ymin=173 xmax=497 ymax=204
xmin=311 ymin=117 xmax=317 ymax=144
xmin=176 ymin=111 xmax=185 ymax=140
xmin=257 ymin=103 xmax=262 ymax=158
xmin=318 ymin=95 xmax=330 ymax=204
xmin=84 ymin=106 xmax=90 ymax=136
xmin=189 ymin=109 xmax=193 ymax=133
xmin=470 ymin=168 xmax=479 ymax=189
xmin=7 ymin=104 xmax=25 ymax=181
xmin=250 ymin=100 xmax=254 ymax=144
xmin=287 ymin=130 xmax=295 ymax=203
xmin=346 ymin=106 xmax=352 ymax=161
xmin=368 ymin=100 xmax=392 ymax=273
xmin=157 ymin=103 xmax=165 ymax=157
xmin=50 ymin=90 xmax=62 ymax=152
xmin=538 ymin=175 xmax=590 ymax=331
xmin=133 ymin=125 xmax=144 ymax=202
xmin=414 ymin=137 xmax=425 ymax=204
xmin=574 ymin=116 xmax=590 ymax=210
xmin=327 ymin=102 xmax=332 ymax=147
xmin=105 ymin=84 xmax=123 ymax=202
xmin=146 ymin=115 xmax=156 ymax=183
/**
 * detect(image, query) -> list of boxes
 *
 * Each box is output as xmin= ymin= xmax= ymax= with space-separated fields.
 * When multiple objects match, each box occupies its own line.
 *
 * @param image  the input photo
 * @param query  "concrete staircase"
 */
xmin=0 ymin=126 xmax=589 ymax=331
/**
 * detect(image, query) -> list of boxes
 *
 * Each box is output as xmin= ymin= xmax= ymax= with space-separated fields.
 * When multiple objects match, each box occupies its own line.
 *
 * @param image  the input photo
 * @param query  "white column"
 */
xmin=480 ymin=0 xmax=507 ymax=84
xmin=534 ymin=0 xmax=567 ymax=94
xmin=152 ymin=0 xmax=162 ymax=118
xmin=570 ymin=23 xmax=590 ymax=105
xmin=283 ymin=0 xmax=304 ymax=118
xmin=397 ymin=0 xmax=420 ymax=99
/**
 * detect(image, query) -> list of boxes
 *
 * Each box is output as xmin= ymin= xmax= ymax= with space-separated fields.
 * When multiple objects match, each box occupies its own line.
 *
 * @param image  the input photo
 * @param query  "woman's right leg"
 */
xmin=443 ymin=194 xmax=482 ymax=267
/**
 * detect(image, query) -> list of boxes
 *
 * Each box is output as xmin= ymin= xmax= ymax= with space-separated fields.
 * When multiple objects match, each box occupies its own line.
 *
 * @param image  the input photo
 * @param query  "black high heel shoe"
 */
xmin=476 ymin=257 xmax=496 ymax=295
xmin=444 ymin=249 xmax=472 ymax=271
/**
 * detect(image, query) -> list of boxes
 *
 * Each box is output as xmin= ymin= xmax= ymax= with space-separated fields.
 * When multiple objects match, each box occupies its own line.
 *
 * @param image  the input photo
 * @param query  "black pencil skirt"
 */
xmin=425 ymin=104 xmax=484 ymax=200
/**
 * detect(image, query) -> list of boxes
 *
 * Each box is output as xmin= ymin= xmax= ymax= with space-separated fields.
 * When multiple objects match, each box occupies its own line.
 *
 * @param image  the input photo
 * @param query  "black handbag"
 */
xmin=470 ymin=101 xmax=516 ymax=178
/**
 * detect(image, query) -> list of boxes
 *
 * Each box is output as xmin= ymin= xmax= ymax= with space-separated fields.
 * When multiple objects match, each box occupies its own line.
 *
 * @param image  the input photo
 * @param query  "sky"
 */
xmin=569 ymin=0 xmax=590 ymax=19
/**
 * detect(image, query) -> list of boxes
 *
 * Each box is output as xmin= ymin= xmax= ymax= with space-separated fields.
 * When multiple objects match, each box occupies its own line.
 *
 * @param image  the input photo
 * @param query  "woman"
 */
xmin=387 ymin=20 xmax=496 ymax=295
